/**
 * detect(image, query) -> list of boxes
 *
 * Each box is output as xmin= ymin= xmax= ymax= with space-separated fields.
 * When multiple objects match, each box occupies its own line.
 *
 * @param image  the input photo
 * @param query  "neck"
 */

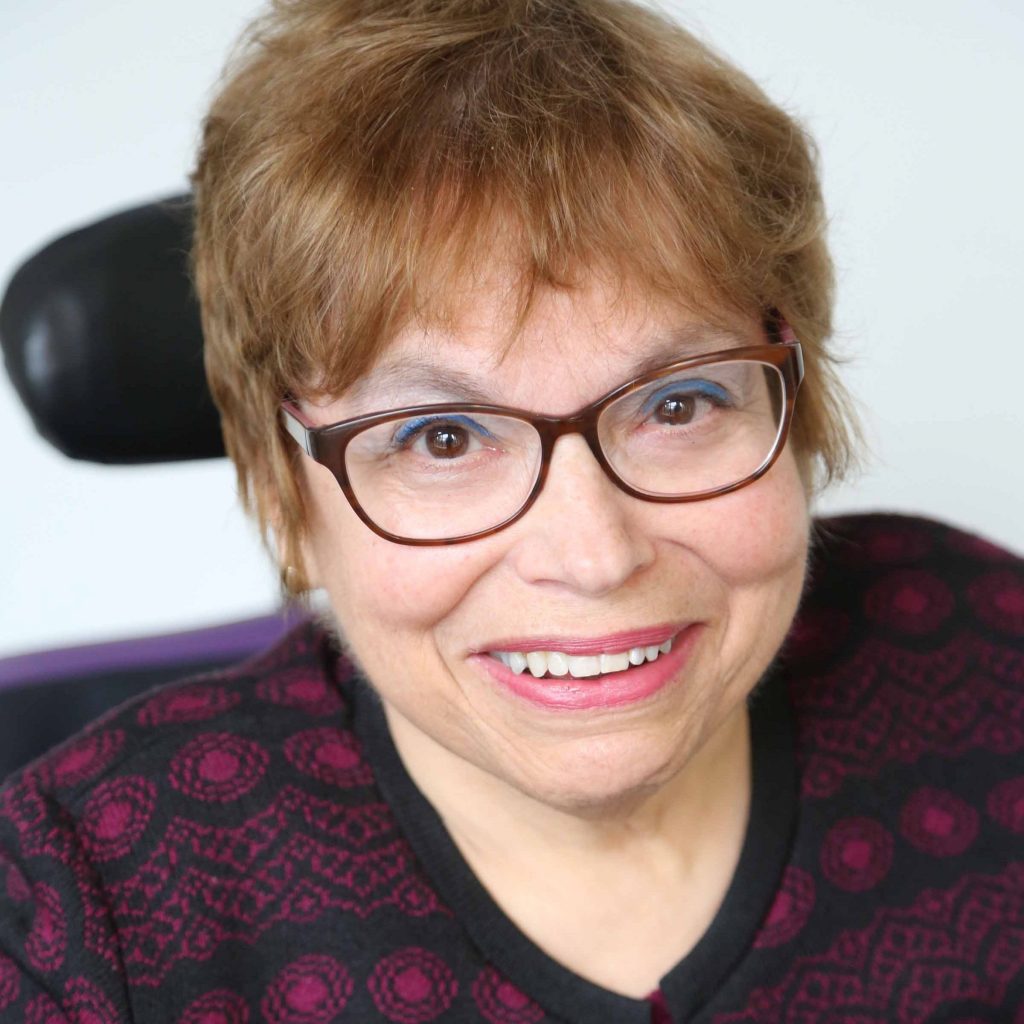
xmin=383 ymin=700 xmax=753 ymax=997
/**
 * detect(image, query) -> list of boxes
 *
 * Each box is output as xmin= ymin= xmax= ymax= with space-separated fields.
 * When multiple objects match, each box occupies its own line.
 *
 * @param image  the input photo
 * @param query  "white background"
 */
xmin=2 ymin=0 xmax=1021 ymax=659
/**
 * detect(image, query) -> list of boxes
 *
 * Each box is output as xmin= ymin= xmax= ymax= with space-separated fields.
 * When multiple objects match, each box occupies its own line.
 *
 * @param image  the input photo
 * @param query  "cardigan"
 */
xmin=1 ymin=512 xmax=1021 ymax=1023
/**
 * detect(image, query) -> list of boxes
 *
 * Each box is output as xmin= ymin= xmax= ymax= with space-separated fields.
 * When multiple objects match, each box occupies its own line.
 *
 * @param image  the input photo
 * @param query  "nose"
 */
xmin=507 ymin=434 xmax=656 ymax=595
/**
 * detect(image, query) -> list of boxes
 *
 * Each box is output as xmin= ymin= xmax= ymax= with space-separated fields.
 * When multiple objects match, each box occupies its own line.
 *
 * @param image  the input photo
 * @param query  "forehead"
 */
xmin=332 ymin=279 xmax=761 ymax=415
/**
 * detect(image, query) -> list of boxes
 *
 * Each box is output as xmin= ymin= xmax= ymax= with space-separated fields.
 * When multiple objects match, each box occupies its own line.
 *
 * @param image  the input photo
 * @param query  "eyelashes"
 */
xmin=391 ymin=414 xmax=496 ymax=448
xmin=638 ymin=379 xmax=733 ymax=418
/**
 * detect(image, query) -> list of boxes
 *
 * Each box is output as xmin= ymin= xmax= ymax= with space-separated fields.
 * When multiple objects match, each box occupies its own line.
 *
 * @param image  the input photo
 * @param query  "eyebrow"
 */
xmin=344 ymin=362 xmax=495 ymax=405
xmin=347 ymin=323 xmax=753 ymax=405
xmin=629 ymin=324 xmax=752 ymax=377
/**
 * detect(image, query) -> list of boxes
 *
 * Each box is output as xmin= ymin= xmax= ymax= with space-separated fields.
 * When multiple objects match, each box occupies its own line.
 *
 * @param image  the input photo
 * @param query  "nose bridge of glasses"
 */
xmin=533 ymin=413 xmax=622 ymax=496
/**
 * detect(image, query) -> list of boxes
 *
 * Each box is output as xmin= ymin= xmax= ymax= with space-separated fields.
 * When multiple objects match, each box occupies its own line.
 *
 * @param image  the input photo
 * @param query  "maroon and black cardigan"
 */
xmin=1 ymin=513 xmax=1021 ymax=1023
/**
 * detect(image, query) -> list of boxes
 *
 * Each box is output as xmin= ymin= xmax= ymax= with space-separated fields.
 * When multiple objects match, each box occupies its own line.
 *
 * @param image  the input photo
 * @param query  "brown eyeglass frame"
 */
xmin=280 ymin=331 xmax=804 ymax=546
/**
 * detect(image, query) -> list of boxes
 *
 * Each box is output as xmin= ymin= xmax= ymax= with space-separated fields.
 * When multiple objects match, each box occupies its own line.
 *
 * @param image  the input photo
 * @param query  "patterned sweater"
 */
xmin=0 ymin=513 xmax=1021 ymax=1023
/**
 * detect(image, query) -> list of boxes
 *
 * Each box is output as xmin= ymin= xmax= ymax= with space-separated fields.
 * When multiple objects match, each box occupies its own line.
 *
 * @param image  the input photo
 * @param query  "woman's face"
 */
xmin=297 ymin=276 xmax=810 ymax=812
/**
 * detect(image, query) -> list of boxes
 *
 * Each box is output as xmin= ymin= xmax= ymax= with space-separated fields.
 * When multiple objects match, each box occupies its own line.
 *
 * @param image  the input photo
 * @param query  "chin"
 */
xmin=506 ymin=729 xmax=691 ymax=816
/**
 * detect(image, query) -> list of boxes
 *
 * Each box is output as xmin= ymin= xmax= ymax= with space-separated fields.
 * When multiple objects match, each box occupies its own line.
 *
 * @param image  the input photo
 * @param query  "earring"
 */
xmin=280 ymin=564 xmax=302 ymax=593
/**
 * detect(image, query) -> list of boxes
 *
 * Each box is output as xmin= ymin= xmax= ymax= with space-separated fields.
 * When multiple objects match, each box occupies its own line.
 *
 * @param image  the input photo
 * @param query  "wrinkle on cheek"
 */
xmin=687 ymin=465 xmax=809 ymax=712
xmin=339 ymin=542 xmax=475 ymax=622
xmin=326 ymin=538 xmax=501 ymax=718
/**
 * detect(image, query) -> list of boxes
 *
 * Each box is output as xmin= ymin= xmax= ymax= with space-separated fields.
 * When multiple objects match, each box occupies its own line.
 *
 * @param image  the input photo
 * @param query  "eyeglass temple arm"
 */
xmin=280 ymin=401 xmax=313 ymax=457
xmin=767 ymin=313 xmax=804 ymax=387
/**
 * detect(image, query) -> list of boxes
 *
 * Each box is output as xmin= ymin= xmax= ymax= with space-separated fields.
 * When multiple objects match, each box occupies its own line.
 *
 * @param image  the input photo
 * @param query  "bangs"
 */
xmin=307 ymin=169 xmax=751 ymax=400
xmin=207 ymin=0 xmax=819 ymax=401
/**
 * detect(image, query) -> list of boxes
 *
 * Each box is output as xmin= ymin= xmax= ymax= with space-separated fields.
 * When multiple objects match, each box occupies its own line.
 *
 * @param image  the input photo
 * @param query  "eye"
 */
xmin=423 ymin=424 xmax=469 ymax=458
xmin=640 ymin=379 xmax=732 ymax=425
xmin=654 ymin=395 xmax=697 ymax=425
xmin=391 ymin=414 xmax=494 ymax=459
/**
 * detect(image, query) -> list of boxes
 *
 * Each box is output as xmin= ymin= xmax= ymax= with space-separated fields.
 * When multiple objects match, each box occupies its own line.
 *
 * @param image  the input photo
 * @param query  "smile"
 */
xmin=490 ymin=638 xmax=674 ymax=680
xmin=476 ymin=625 xmax=699 ymax=712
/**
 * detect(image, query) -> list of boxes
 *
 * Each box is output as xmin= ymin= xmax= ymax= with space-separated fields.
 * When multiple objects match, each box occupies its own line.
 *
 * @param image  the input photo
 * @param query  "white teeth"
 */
xmin=599 ymin=652 xmax=630 ymax=674
xmin=546 ymin=652 xmax=569 ymax=676
xmin=568 ymin=655 xmax=601 ymax=678
xmin=490 ymin=636 xmax=675 ymax=680
xmin=526 ymin=652 xmax=547 ymax=678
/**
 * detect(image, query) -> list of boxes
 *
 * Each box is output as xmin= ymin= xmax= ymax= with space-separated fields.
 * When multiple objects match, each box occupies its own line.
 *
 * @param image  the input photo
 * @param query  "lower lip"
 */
xmin=473 ymin=625 xmax=702 ymax=711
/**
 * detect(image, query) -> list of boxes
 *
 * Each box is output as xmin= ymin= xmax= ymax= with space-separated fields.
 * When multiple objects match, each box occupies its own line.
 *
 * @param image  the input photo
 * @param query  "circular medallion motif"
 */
xmin=4 ymin=775 xmax=48 ymax=833
xmin=137 ymin=684 xmax=241 ymax=727
xmin=472 ymin=967 xmax=544 ymax=1024
xmin=821 ymin=817 xmax=893 ymax=892
xmin=754 ymin=866 xmax=815 ymax=948
xmin=900 ymin=787 xmax=979 ymax=857
xmin=25 ymin=882 xmax=66 ymax=973
xmin=49 ymin=730 xmax=125 ymax=788
xmin=368 ymin=948 xmax=458 ymax=1022
xmin=0 ymin=954 xmax=19 ymax=1012
xmin=25 ymin=991 xmax=64 ymax=1023
xmin=283 ymin=728 xmax=372 ymax=788
xmin=256 ymin=671 xmax=344 ymax=716
xmin=63 ymin=977 xmax=119 ymax=1024
xmin=79 ymin=776 xmax=157 ymax=862
xmin=968 ymin=570 xmax=1024 ymax=634
xmin=865 ymin=570 xmax=955 ymax=635
xmin=987 ymin=776 xmax=1024 ymax=834
xmin=261 ymin=954 xmax=353 ymax=1023
xmin=179 ymin=989 xmax=251 ymax=1024
xmin=169 ymin=732 xmax=269 ymax=803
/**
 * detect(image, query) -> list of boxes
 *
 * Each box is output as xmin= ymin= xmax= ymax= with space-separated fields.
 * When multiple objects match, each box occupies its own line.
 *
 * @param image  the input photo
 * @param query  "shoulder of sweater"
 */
xmin=0 ymin=619 xmax=366 ymax=818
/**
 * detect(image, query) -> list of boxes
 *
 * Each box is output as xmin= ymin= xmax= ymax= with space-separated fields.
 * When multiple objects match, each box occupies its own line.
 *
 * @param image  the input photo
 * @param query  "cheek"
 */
xmin=338 ymin=543 xmax=490 ymax=634
xmin=300 ymin=461 xmax=499 ymax=641
xmin=692 ymin=454 xmax=810 ymax=589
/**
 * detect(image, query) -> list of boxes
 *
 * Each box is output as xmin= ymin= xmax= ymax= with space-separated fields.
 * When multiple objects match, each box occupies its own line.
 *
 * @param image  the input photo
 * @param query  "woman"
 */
xmin=1 ymin=1 xmax=1021 ymax=1021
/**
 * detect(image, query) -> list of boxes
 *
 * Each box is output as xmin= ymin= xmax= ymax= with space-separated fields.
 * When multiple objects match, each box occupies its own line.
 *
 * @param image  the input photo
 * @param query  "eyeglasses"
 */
xmin=281 ymin=338 xmax=803 ymax=545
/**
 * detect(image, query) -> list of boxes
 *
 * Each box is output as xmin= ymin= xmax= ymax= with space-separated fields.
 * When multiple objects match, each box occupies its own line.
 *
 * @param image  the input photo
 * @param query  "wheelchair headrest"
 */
xmin=0 ymin=196 xmax=224 ymax=463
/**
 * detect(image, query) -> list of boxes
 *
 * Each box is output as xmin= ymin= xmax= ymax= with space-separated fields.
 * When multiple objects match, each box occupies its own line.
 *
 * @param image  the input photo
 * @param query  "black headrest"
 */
xmin=0 ymin=196 xmax=224 ymax=463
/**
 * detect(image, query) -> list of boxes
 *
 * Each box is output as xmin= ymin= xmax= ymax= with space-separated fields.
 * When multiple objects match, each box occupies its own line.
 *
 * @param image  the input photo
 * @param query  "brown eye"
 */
xmin=426 ymin=426 xmax=469 ymax=458
xmin=655 ymin=396 xmax=696 ymax=425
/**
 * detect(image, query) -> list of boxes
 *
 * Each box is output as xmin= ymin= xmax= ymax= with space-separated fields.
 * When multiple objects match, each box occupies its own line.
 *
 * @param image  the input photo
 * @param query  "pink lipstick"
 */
xmin=471 ymin=623 xmax=702 ymax=711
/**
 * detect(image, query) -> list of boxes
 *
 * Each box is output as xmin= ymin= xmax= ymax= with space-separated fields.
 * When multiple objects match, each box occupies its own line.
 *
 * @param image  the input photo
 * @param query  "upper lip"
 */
xmin=477 ymin=623 xmax=689 ymax=656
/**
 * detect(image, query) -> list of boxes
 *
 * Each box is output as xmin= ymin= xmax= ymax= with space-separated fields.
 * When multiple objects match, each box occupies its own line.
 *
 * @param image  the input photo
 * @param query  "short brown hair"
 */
xmin=191 ymin=0 xmax=859 ymax=591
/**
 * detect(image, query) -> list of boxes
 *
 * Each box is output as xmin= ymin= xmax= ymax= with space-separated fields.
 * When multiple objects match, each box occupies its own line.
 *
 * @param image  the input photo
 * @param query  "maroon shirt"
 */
xmin=1 ymin=513 xmax=1021 ymax=1022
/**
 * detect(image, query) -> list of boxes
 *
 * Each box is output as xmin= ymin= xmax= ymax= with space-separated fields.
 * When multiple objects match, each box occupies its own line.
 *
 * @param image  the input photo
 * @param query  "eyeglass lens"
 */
xmin=343 ymin=359 xmax=786 ymax=541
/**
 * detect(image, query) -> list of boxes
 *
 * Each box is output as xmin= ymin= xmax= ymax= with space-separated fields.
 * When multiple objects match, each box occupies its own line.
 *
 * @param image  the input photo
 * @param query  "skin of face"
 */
xmin=296 ymin=276 xmax=811 ymax=820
